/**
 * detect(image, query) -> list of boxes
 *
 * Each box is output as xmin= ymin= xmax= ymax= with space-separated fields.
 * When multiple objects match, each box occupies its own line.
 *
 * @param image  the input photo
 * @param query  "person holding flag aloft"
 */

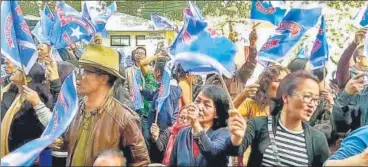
xmin=1 ymin=63 xmax=53 ymax=157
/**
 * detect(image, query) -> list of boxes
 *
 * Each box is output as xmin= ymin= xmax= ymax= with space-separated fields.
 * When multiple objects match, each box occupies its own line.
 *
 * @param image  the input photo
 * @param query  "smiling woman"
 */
xmin=227 ymin=71 xmax=330 ymax=167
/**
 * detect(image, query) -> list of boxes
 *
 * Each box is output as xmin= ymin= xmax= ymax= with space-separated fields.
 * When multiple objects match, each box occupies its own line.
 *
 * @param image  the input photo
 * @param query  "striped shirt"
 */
xmin=261 ymin=120 xmax=308 ymax=166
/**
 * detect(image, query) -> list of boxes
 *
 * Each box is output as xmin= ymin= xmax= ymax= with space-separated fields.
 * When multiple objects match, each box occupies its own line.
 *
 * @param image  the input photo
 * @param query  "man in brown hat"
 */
xmin=64 ymin=44 xmax=150 ymax=166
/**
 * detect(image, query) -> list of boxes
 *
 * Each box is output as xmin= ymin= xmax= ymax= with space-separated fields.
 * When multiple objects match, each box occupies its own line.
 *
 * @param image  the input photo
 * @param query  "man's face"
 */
xmin=76 ymin=66 xmax=107 ymax=96
xmin=37 ymin=44 xmax=50 ymax=62
xmin=4 ymin=58 xmax=16 ymax=74
xmin=133 ymin=48 xmax=146 ymax=63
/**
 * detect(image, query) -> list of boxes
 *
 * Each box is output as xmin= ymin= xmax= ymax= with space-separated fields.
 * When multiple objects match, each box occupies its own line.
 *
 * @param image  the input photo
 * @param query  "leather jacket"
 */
xmin=64 ymin=96 xmax=150 ymax=166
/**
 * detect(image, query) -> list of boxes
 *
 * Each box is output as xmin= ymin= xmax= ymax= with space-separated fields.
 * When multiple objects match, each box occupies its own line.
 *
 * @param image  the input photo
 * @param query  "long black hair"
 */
xmin=199 ymin=85 xmax=229 ymax=130
xmin=270 ymin=71 xmax=319 ymax=116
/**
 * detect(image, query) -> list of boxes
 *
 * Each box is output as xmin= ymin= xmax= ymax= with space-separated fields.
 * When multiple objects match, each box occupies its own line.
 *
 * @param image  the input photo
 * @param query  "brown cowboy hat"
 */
xmin=69 ymin=44 xmax=125 ymax=79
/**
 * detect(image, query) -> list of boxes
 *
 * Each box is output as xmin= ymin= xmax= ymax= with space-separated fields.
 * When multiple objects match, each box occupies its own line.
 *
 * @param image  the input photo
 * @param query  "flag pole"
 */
xmin=218 ymin=74 xmax=235 ymax=110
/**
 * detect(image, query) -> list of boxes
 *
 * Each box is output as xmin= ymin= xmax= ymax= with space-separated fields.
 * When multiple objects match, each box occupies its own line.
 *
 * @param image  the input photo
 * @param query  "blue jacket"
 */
xmin=169 ymin=127 xmax=231 ymax=167
xmin=144 ymin=85 xmax=181 ymax=130
xmin=327 ymin=125 xmax=368 ymax=161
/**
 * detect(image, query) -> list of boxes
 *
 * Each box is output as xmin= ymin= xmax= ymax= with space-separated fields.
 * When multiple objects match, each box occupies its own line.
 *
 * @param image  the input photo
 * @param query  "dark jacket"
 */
xmin=145 ymin=85 xmax=181 ymax=130
xmin=332 ymin=89 xmax=368 ymax=133
xmin=170 ymin=127 xmax=231 ymax=167
xmin=226 ymin=114 xmax=330 ymax=167
xmin=1 ymin=84 xmax=53 ymax=152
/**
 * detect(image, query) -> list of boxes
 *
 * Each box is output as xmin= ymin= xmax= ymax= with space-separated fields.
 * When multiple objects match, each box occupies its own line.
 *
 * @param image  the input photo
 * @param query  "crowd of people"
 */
xmin=1 ymin=25 xmax=368 ymax=167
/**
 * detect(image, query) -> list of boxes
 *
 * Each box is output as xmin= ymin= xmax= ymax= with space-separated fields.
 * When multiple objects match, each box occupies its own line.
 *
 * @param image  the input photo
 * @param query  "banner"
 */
xmin=170 ymin=7 xmax=237 ymax=78
xmin=250 ymin=0 xmax=287 ymax=26
xmin=1 ymin=1 xmax=38 ymax=75
xmin=258 ymin=7 xmax=322 ymax=63
xmin=1 ymin=72 xmax=79 ymax=166
xmin=50 ymin=1 xmax=96 ymax=49
xmin=151 ymin=13 xmax=175 ymax=30
xmin=309 ymin=16 xmax=329 ymax=69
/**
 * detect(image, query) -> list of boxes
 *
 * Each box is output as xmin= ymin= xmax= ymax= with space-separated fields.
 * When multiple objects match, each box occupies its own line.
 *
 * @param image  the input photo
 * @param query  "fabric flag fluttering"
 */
xmin=250 ymin=0 xmax=287 ymax=27
xmin=155 ymin=61 xmax=174 ymax=119
xmin=170 ymin=5 xmax=237 ymax=78
xmin=352 ymin=2 xmax=368 ymax=27
xmin=83 ymin=1 xmax=117 ymax=38
xmin=188 ymin=1 xmax=205 ymax=20
xmin=1 ymin=1 xmax=38 ymax=75
xmin=258 ymin=7 xmax=322 ymax=63
xmin=31 ymin=3 xmax=55 ymax=45
xmin=151 ymin=13 xmax=176 ymax=30
xmin=309 ymin=16 xmax=329 ymax=69
xmin=50 ymin=1 xmax=96 ymax=49
xmin=1 ymin=72 xmax=79 ymax=166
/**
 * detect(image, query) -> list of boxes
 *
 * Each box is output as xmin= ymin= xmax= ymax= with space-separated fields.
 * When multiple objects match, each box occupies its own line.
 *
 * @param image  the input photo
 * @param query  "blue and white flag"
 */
xmin=1 ymin=1 xmax=38 ymax=75
xmin=309 ymin=16 xmax=329 ymax=69
xmin=258 ymin=7 xmax=322 ymax=63
xmin=250 ymin=0 xmax=287 ymax=26
xmin=151 ymin=13 xmax=175 ymax=30
xmin=50 ymin=1 xmax=96 ymax=49
xmin=82 ymin=1 xmax=118 ymax=38
xmin=188 ymin=1 xmax=205 ymax=20
xmin=353 ymin=2 xmax=368 ymax=27
xmin=155 ymin=61 xmax=174 ymax=115
xmin=32 ymin=3 xmax=55 ymax=45
xmin=1 ymin=72 xmax=79 ymax=166
xmin=170 ymin=11 xmax=237 ymax=78
xmin=81 ymin=1 xmax=91 ymax=21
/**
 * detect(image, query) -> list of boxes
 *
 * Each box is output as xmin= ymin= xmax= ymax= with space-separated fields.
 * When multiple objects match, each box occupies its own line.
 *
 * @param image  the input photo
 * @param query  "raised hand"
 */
xmin=344 ymin=73 xmax=366 ymax=95
xmin=22 ymin=85 xmax=41 ymax=107
xmin=150 ymin=123 xmax=160 ymax=141
xmin=228 ymin=109 xmax=246 ymax=146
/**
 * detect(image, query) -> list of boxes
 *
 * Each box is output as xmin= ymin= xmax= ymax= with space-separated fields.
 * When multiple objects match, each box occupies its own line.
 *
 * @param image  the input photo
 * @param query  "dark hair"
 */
xmin=287 ymin=58 xmax=308 ymax=72
xmin=94 ymin=69 xmax=118 ymax=87
xmin=252 ymin=65 xmax=289 ymax=108
xmin=174 ymin=64 xmax=188 ymax=82
xmin=28 ymin=63 xmax=53 ymax=108
xmin=57 ymin=61 xmax=75 ymax=82
xmin=154 ymin=60 xmax=167 ymax=77
xmin=135 ymin=47 xmax=146 ymax=54
xmin=199 ymin=85 xmax=229 ymax=130
xmin=312 ymin=67 xmax=327 ymax=82
xmin=93 ymin=149 xmax=126 ymax=166
xmin=270 ymin=71 xmax=320 ymax=116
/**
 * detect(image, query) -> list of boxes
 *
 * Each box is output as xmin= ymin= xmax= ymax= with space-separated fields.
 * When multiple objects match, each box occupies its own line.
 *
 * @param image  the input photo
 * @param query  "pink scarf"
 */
xmin=162 ymin=121 xmax=188 ymax=166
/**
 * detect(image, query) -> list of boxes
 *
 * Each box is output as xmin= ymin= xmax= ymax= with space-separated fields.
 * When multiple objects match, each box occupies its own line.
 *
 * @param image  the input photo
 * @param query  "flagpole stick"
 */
xmin=190 ymin=77 xmax=193 ymax=103
xmin=323 ymin=62 xmax=326 ymax=89
xmin=218 ymin=74 xmax=235 ymax=110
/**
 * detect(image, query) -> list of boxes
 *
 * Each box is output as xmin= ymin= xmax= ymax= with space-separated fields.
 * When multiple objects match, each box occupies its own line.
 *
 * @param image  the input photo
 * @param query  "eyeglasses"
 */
xmin=292 ymin=93 xmax=321 ymax=106
xmin=135 ymin=51 xmax=145 ymax=55
xmin=75 ymin=67 xmax=99 ymax=76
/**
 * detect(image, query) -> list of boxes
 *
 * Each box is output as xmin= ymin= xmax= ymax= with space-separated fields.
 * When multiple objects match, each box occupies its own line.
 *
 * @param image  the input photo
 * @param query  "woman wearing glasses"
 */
xmin=150 ymin=105 xmax=190 ymax=166
xmin=227 ymin=71 xmax=330 ymax=167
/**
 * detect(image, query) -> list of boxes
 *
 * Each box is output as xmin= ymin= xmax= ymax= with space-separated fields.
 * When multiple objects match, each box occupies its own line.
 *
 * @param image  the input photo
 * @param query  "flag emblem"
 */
xmin=256 ymin=1 xmax=275 ymax=14
xmin=277 ymin=21 xmax=302 ymax=37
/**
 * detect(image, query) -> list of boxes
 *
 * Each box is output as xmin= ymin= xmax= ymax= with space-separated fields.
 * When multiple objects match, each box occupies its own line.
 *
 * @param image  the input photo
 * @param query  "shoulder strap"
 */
xmin=267 ymin=116 xmax=282 ymax=166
